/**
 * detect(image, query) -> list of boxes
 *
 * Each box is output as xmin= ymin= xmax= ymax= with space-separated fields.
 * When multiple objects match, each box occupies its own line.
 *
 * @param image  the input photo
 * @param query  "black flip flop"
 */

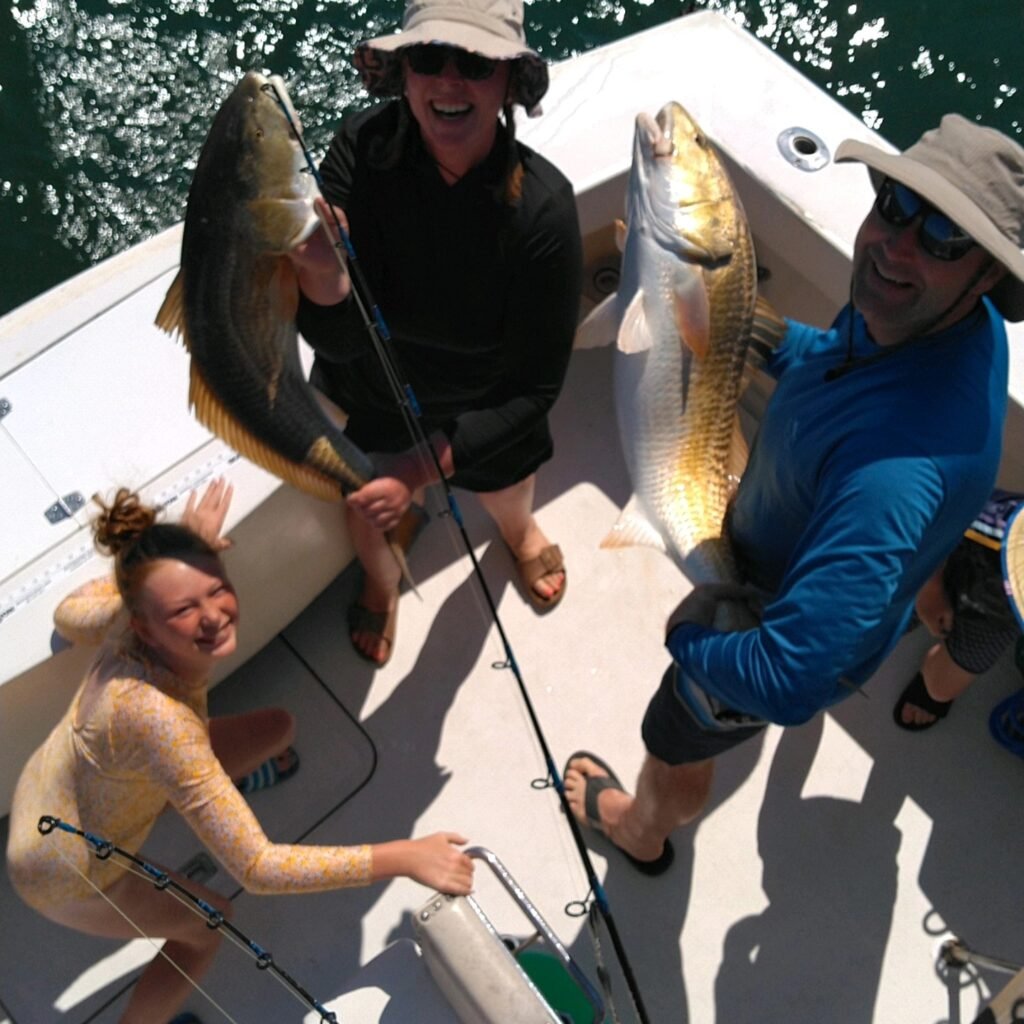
xmin=892 ymin=672 xmax=953 ymax=731
xmin=563 ymin=750 xmax=674 ymax=876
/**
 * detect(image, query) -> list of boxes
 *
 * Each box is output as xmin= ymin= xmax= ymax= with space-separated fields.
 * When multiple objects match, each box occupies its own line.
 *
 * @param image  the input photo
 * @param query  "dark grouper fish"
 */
xmin=156 ymin=71 xmax=374 ymax=500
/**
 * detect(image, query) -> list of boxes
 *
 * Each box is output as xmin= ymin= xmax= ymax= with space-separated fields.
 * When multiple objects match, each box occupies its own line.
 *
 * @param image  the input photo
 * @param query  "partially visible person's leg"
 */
xmin=477 ymin=474 xmax=565 ymax=604
xmin=209 ymin=707 xmax=295 ymax=782
xmin=895 ymin=601 xmax=1017 ymax=730
xmin=896 ymin=643 xmax=976 ymax=728
xmin=53 ymin=866 xmax=231 ymax=1024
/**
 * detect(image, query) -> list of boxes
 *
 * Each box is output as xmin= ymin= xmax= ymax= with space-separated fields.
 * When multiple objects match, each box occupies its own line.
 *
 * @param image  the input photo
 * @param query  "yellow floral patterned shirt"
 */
xmin=6 ymin=633 xmax=371 ymax=913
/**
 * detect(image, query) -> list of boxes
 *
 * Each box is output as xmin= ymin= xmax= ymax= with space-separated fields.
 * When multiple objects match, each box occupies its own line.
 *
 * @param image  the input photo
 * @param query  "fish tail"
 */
xmin=189 ymin=364 xmax=344 ymax=502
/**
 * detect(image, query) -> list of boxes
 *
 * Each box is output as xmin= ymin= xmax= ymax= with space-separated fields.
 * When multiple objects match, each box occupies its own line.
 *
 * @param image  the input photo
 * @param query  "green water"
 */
xmin=1 ymin=0 xmax=1021 ymax=317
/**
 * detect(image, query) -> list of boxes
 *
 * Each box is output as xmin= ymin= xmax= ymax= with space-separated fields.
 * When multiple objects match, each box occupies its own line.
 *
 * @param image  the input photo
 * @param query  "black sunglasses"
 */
xmin=404 ymin=44 xmax=498 ymax=81
xmin=873 ymin=177 xmax=976 ymax=261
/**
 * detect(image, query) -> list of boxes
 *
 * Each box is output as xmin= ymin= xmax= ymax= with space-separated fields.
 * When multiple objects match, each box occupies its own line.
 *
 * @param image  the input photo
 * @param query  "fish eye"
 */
xmin=255 ymin=127 xmax=265 ymax=139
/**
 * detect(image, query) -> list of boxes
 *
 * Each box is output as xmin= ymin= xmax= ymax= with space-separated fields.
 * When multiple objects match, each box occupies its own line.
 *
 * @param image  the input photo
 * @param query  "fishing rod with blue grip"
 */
xmin=37 ymin=816 xmax=341 ymax=1023
xmin=260 ymin=77 xmax=424 ymax=446
xmin=264 ymin=76 xmax=652 ymax=1024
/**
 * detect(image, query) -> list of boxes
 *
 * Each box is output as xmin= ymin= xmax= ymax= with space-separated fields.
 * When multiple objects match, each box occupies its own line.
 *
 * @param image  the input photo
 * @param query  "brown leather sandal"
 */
xmin=347 ymin=600 xmax=398 ymax=666
xmin=514 ymin=543 xmax=567 ymax=611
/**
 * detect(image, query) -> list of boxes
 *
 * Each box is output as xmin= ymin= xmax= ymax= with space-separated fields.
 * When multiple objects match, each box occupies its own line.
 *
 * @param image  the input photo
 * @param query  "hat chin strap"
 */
xmin=827 ymin=259 xmax=996 ymax=382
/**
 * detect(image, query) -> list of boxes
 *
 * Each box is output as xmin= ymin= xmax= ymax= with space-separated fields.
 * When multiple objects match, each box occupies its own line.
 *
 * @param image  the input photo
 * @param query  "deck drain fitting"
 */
xmin=777 ymin=126 xmax=830 ymax=172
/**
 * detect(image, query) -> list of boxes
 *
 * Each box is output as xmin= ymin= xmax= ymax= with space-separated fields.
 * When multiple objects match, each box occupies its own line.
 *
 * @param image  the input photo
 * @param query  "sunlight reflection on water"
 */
xmin=0 ymin=0 xmax=1020 ymax=315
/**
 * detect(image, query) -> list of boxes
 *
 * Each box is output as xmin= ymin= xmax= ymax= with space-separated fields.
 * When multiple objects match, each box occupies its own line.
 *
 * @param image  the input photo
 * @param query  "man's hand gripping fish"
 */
xmin=578 ymin=101 xmax=784 ymax=598
xmin=155 ymin=72 xmax=375 ymax=500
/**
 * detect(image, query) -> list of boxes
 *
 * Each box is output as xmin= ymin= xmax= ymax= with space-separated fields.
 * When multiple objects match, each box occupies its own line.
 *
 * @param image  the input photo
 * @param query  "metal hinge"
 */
xmin=44 ymin=492 xmax=86 ymax=524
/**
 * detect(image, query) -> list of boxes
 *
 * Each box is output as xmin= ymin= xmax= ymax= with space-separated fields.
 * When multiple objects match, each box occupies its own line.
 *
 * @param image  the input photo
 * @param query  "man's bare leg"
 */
xmin=565 ymin=753 xmax=714 ymax=863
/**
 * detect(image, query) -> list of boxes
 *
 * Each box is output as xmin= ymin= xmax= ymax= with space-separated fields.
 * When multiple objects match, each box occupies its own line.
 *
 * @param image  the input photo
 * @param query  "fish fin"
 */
xmin=673 ymin=269 xmax=711 ymax=360
xmin=727 ymin=415 xmax=749 ymax=485
xmin=260 ymin=259 xmax=302 ymax=406
xmin=615 ymin=218 xmax=628 ymax=252
xmin=618 ymin=289 xmax=655 ymax=354
xmin=387 ymin=538 xmax=419 ymax=597
xmin=154 ymin=270 xmax=190 ymax=349
xmin=574 ymin=292 xmax=620 ymax=349
xmin=600 ymin=496 xmax=667 ymax=552
xmin=312 ymin=385 xmax=350 ymax=429
xmin=249 ymin=198 xmax=319 ymax=252
xmin=746 ymin=294 xmax=788 ymax=370
xmin=270 ymin=256 xmax=301 ymax=324
xmin=188 ymin=362 xmax=343 ymax=503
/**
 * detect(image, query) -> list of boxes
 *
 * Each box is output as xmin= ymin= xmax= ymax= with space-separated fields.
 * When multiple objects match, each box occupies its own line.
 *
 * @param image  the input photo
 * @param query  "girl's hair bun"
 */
xmin=92 ymin=489 xmax=158 ymax=557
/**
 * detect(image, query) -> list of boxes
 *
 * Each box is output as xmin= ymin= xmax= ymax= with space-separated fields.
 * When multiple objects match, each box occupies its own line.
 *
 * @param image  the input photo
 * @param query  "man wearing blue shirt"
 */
xmin=566 ymin=114 xmax=1024 ymax=875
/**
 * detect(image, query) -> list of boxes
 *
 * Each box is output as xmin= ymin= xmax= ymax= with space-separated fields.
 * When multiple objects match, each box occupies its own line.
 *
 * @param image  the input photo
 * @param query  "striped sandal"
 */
xmin=236 ymin=747 xmax=300 ymax=794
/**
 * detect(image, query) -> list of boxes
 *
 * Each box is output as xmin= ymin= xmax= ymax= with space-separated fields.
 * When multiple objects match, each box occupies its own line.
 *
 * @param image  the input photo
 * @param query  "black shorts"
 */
xmin=641 ymin=665 xmax=767 ymax=765
xmin=311 ymin=360 xmax=553 ymax=493
xmin=946 ymin=609 xmax=1020 ymax=675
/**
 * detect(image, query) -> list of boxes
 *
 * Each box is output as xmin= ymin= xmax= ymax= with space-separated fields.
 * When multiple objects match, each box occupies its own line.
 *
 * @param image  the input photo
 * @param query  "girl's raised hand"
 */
xmin=181 ymin=478 xmax=234 ymax=551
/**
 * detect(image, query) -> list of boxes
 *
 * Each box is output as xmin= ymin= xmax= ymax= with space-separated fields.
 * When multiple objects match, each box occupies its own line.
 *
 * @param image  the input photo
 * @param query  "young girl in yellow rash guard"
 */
xmin=6 ymin=480 xmax=473 ymax=1024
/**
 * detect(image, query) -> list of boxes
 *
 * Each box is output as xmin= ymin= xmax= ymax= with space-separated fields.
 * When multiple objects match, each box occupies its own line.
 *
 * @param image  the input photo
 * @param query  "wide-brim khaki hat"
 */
xmin=353 ymin=0 xmax=549 ymax=115
xmin=836 ymin=114 xmax=1024 ymax=321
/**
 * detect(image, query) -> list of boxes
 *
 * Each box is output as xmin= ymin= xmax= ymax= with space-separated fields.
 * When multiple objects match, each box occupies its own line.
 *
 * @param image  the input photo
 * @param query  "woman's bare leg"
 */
xmin=476 ymin=475 xmax=564 ymax=601
xmin=346 ymin=504 xmax=404 ymax=663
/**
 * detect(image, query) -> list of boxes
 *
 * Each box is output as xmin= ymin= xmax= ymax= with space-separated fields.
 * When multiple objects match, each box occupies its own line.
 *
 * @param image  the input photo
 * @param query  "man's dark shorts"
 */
xmin=641 ymin=664 xmax=767 ymax=765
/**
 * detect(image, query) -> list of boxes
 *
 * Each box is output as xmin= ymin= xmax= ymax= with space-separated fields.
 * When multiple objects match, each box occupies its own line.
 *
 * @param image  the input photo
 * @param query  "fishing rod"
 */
xmin=263 ymin=78 xmax=652 ymax=1024
xmin=37 ymin=815 xmax=341 ymax=1024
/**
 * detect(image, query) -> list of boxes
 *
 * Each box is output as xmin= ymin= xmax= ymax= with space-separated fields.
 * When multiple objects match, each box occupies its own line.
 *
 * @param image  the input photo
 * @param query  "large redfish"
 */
xmin=579 ymin=101 xmax=783 ymax=587
xmin=156 ymin=72 xmax=374 ymax=499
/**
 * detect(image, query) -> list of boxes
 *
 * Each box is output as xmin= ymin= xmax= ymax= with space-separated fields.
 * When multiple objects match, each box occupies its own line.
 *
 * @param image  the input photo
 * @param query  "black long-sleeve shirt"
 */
xmin=297 ymin=102 xmax=583 ymax=476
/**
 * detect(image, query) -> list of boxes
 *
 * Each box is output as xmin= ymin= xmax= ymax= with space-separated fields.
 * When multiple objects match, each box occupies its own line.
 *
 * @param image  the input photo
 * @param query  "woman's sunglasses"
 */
xmin=404 ymin=44 xmax=498 ymax=81
xmin=874 ymin=177 xmax=976 ymax=261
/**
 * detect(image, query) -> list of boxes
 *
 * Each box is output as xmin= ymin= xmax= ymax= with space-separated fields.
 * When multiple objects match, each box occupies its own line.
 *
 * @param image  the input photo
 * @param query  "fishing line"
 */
xmin=37 ymin=816 xmax=342 ymax=1023
xmin=42 ymin=823 xmax=241 ymax=1024
xmin=264 ymin=79 xmax=651 ymax=1024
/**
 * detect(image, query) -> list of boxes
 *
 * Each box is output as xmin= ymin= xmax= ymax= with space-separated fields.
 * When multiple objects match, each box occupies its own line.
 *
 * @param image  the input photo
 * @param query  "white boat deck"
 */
xmin=2 ymin=12 xmax=1023 ymax=1023
xmin=2 ymin=341 xmax=1022 ymax=1022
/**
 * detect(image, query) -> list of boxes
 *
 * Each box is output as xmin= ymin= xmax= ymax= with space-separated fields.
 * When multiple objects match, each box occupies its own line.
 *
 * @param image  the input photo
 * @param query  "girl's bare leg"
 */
xmin=52 ymin=866 xmax=232 ymax=1024
xmin=209 ymin=707 xmax=295 ymax=781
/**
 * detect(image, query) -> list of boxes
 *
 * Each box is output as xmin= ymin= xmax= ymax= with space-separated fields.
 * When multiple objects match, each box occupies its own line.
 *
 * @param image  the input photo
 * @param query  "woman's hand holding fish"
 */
xmin=180 ymin=477 xmax=234 ymax=551
xmin=346 ymin=473 xmax=413 ymax=532
xmin=347 ymin=432 xmax=455 ymax=531
xmin=666 ymin=583 xmax=762 ymax=635
xmin=289 ymin=198 xmax=352 ymax=307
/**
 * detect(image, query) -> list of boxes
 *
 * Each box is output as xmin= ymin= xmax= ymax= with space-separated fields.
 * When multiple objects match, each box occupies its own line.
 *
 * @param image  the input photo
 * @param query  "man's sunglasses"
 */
xmin=874 ymin=177 xmax=976 ymax=261
xmin=404 ymin=44 xmax=498 ymax=81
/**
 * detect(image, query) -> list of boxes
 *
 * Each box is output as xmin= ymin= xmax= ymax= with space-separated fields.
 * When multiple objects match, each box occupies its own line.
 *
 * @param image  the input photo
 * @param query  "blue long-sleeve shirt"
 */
xmin=668 ymin=301 xmax=1008 ymax=726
